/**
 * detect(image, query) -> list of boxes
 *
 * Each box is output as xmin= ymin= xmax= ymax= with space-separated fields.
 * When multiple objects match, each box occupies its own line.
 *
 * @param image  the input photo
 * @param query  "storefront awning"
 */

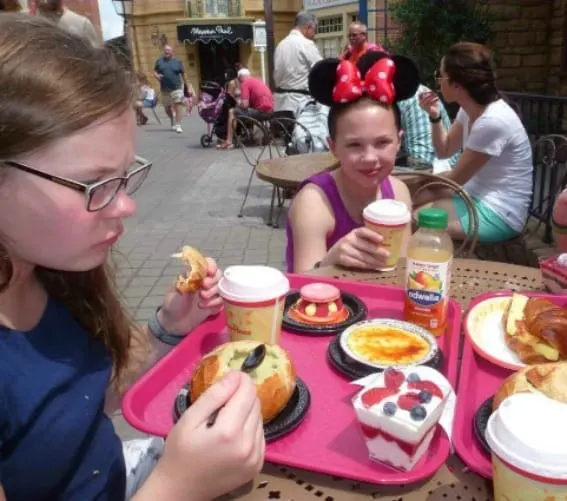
xmin=177 ymin=23 xmax=253 ymax=44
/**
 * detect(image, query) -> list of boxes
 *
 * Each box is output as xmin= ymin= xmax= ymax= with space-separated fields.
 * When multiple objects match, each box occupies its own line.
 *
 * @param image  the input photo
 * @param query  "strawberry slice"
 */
xmin=384 ymin=368 xmax=405 ymax=390
xmin=407 ymin=380 xmax=444 ymax=399
xmin=397 ymin=392 xmax=421 ymax=410
xmin=361 ymin=387 xmax=396 ymax=408
xmin=360 ymin=423 xmax=380 ymax=439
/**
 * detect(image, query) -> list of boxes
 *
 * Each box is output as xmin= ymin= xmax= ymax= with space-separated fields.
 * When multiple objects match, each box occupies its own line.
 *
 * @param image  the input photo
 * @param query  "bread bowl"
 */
xmin=174 ymin=246 xmax=208 ymax=293
xmin=493 ymin=362 xmax=567 ymax=410
xmin=190 ymin=340 xmax=296 ymax=422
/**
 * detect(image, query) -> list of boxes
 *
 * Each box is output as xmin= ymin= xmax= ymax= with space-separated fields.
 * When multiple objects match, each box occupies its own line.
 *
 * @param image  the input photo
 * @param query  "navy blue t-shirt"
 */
xmin=154 ymin=56 xmax=184 ymax=92
xmin=0 ymin=299 xmax=126 ymax=500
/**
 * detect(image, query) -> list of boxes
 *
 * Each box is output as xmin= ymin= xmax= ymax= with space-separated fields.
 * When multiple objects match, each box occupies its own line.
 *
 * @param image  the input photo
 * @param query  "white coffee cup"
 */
xmin=362 ymin=199 xmax=411 ymax=271
xmin=218 ymin=265 xmax=289 ymax=345
xmin=486 ymin=393 xmax=567 ymax=500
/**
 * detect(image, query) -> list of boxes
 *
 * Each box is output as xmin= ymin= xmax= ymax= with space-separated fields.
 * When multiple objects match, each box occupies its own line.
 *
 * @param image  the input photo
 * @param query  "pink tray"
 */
xmin=453 ymin=291 xmax=567 ymax=479
xmin=122 ymin=274 xmax=462 ymax=486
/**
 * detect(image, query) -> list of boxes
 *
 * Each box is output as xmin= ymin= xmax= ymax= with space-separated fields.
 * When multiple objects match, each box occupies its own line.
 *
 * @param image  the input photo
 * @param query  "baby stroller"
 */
xmin=197 ymin=81 xmax=236 ymax=148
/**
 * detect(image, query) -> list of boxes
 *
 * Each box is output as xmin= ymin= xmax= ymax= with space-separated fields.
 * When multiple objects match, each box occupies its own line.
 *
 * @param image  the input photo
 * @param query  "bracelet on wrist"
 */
xmin=148 ymin=307 xmax=183 ymax=346
xmin=552 ymin=215 xmax=567 ymax=235
xmin=429 ymin=114 xmax=442 ymax=124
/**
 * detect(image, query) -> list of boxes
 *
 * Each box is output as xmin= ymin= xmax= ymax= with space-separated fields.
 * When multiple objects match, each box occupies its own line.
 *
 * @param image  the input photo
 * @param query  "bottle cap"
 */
xmin=417 ymin=208 xmax=448 ymax=230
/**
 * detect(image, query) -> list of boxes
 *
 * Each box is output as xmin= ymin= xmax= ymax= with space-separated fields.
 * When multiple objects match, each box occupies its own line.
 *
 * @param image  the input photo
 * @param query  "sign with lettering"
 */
xmin=177 ymin=23 xmax=254 ymax=44
xmin=304 ymin=0 xmax=356 ymax=10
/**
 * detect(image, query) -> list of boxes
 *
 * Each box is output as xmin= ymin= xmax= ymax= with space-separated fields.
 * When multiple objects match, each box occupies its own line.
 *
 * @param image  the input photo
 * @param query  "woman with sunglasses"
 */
xmin=417 ymin=42 xmax=532 ymax=243
xmin=0 ymin=14 xmax=264 ymax=501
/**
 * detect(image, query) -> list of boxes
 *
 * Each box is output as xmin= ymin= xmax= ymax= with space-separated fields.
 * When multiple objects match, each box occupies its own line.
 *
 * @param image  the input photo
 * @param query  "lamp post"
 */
xmin=112 ymin=0 xmax=133 ymax=68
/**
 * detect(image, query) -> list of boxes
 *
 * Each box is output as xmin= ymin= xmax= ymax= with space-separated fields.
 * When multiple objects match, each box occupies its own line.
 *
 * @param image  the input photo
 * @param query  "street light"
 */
xmin=111 ymin=0 xmax=133 ymax=68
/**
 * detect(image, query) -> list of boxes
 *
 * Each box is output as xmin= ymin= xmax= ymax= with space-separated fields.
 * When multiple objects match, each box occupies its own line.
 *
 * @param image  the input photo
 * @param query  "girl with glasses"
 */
xmin=0 ymin=14 xmax=263 ymax=501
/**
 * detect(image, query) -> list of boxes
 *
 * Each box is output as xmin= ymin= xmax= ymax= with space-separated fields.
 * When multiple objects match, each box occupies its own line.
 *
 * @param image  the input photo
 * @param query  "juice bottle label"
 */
xmin=404 ymin=258 xmax=451 ymax=335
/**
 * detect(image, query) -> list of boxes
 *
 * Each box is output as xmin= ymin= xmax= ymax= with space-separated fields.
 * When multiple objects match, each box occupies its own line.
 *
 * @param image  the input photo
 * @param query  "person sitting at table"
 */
xmin=0 ymin=15 xmax=264 ymax=501
xmin=285 ymin=51 xmax=420 ymax=273
xmin=217 ymin=68 xmax=274 ymax=150
xmin=416 ymin=42 xmax=533 ymax=242
xmin=553 ymin=187 xmax=567 ymax=253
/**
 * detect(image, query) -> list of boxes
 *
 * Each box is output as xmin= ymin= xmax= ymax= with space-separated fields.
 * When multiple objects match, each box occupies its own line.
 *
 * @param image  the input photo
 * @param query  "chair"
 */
xmin=474 ymin=134 xmax=567 ymax=266
xmin=393 ymin=171 xmax=479 ymax=258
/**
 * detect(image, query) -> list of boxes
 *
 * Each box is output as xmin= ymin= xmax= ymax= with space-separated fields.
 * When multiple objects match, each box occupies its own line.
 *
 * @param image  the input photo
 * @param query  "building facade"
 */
xmin=129 ymin=0 xmax=301 ymax=89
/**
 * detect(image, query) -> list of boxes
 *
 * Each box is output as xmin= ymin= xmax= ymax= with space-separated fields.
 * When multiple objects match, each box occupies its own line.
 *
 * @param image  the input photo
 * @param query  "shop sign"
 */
xmin=177 ymin=23 xmax=254 ymax=44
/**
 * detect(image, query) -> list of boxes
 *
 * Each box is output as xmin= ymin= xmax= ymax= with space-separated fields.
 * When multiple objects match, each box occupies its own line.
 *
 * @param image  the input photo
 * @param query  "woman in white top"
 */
xmin=417 ymin=42 xmax=533 ymax=242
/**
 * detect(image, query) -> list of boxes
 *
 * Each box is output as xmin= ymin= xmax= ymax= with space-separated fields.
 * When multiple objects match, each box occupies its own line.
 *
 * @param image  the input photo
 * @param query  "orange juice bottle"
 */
xmin=403 ymin=208 xmax=453 ymax=336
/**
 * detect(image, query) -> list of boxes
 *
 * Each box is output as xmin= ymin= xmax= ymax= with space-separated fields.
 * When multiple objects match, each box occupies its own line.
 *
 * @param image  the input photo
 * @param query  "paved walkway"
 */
xmin=114 ymin=111 xmax=286 ymax=439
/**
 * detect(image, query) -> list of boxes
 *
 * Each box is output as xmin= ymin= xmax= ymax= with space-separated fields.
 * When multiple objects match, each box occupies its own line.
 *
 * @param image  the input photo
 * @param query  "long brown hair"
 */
xmin=443 ymin=42 xmax=499 ymax=105
xmin=0 ymin=14 xmax=139 ymax=386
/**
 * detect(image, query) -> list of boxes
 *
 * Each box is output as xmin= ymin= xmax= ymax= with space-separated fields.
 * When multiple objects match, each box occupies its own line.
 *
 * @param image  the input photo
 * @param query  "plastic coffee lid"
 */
xmin=218 ymin=265 xmax=289 ymax=302
xmin=417 ymin=208 xmax=448 ymax=230
xmin=362 ymin=199 xmax=410 ymax=225
xmin=486 ymin=393 xmax=567 ymax=479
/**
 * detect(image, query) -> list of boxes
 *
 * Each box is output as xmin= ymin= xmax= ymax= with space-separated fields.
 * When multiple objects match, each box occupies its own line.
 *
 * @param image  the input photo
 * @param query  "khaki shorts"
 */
xmin=161 ymin=89 xmax=184 ymax=106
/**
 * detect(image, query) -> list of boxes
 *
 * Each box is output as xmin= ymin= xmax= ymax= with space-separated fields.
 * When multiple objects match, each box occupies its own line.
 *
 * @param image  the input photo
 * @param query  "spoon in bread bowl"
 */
xmin=206 ymin=343 xmax=267 ymax=428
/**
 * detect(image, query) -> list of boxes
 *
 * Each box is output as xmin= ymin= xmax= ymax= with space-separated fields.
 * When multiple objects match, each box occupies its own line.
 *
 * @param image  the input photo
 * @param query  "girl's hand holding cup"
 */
xmin=324 ymin=227 xmax=390 ymax=270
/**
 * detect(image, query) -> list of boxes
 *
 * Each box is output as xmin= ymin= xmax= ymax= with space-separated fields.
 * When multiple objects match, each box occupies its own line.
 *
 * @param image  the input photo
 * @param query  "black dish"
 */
xmin=282 ymin=291 xmax=367 ymax=336
xmin=473 ymin=396 xmax=494 ymax=456
xmin=327 ymin=334 xmax=444 ymax=381
xmin=173 ymin=377 xmax=311 ymax=442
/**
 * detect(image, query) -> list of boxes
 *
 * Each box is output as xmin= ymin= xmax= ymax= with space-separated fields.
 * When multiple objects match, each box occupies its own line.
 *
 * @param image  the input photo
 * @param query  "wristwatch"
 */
xmin=429 ymin=114 xmax=442 ymax=124
xmin=148 ymin=308 xmax=183 ymax=346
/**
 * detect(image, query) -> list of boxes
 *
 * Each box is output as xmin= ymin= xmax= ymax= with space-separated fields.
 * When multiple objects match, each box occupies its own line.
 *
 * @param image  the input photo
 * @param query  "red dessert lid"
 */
xmin=299 ymin=282 xmax=341 ymax=303
xmin=541 ymin=254 xmax=567 ymax=281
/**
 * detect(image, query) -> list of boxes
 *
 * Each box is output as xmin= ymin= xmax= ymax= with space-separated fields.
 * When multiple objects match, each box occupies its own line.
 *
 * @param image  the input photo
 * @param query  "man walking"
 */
xmin=154 ymin=45 xmax=189 ymax=134
xmin=37 ymin=0 xmax=99 ymax=47
xmin=274 ymin=11 xmax=322 ymax=117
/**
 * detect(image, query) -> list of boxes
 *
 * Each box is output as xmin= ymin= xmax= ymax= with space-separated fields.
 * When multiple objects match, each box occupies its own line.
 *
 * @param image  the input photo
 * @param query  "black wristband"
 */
xmin=429 ymin=114 xmax=442 ymax=124
xmin=148 ymin=307 xmax=183 ymax=346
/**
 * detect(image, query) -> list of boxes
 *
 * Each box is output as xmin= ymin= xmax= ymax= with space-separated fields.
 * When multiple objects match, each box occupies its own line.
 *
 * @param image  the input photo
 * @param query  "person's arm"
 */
xmin=0 ymin=486 xmax=5 ymax=501
xmin=419 ymin=92 xmax=463 ymax=159
xmin=288 ymin=184 xmax=335 ymax=273
xmin=154 ymin=60 xmax=162 ymax=81
xmin=302 ymin=40 xmax=323 ymax=69
xmin=179 ymin=62 xmax=188 ymax=88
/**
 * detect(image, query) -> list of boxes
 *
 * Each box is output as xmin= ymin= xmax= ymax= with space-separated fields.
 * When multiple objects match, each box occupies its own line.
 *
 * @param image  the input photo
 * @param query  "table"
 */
xmin=224 ymin=259 xmax=545 ymax=501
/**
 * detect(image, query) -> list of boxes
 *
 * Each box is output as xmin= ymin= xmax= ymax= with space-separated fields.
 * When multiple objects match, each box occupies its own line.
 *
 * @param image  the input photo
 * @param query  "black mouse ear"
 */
xmin=308 ymin=58 xmax=340 ymax=107
xmin=357 ymin=51 xmax=420 ymax=102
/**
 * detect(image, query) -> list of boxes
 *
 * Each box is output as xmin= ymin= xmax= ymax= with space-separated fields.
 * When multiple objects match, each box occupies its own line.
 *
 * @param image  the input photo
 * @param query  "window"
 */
xmin=318 ymin=15 xmax=343 ymax=34
xmin=204 ymin=0 xmax=229 ymax=16
xmin=316 ymin=37 xmax=342 ymax=58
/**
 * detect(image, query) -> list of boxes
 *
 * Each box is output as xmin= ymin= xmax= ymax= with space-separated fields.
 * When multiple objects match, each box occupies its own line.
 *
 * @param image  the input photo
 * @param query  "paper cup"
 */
xmin=218 ymin=265 xmax=289 ymax=345
xmin=362 ymin=200 xmax=411 ymax=271
xmin=486 ymin=393 xmax=567 ymax=500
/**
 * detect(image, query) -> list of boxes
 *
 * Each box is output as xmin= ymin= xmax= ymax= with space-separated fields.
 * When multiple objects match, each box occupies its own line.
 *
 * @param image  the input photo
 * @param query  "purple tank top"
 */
xmin=285 ymin=171 xmax=395 ymax=272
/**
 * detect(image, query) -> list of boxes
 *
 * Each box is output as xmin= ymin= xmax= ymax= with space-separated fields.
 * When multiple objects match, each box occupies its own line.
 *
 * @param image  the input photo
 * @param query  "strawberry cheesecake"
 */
xmin=352 ymin=367 xmax=449 ymax=471
xmin=540 ymin=254 xmax=567 ymax=293
xmin=288 ymin=282 xmax=349 ymax=325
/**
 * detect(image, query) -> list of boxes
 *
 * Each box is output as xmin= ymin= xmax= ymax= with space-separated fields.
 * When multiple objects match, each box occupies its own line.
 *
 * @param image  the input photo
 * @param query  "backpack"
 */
xmin=290 ymin=100 xmax=330 ymax=154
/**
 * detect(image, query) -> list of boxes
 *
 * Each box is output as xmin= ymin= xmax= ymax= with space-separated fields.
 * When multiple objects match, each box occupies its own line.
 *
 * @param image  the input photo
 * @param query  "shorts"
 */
xmin=235 ymin=107 xmax=268 ymax=119
xmin=453 ymin=195 xmax=521 ymax=242
xmin=161 ymin=89 xmax=184 ymax=106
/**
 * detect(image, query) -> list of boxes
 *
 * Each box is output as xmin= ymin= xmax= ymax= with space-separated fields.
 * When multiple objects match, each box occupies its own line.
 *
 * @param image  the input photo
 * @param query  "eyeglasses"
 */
xmin=348 ymin=32 xmax=365 ymax=38
xmin=434 ymin=69 xmax=448 ymax=82
xmin=3 ymin=156 xmax=152 ymax=212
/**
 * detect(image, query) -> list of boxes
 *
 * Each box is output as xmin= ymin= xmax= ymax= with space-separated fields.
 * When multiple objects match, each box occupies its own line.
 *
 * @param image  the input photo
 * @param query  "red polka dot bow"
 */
xmin=332 ymin=58 xmax=397 ymax=105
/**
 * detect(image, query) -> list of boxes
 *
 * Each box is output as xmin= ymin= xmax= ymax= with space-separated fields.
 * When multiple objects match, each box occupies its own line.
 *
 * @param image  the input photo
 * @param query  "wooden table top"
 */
xmin=256 ymin=152 xmax=338 ymax=188
xmin=225 ymin=259 xmax=545 ymax=501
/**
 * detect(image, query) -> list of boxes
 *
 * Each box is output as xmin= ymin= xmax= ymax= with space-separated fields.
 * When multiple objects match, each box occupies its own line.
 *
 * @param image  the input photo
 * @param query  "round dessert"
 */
xmin=288 ymin=282 xmax=349 ymax=325
xmin=340 ymin=319 xmax=438 ymax=369
xmin=190 ymin=340 xmax=296 ymax=422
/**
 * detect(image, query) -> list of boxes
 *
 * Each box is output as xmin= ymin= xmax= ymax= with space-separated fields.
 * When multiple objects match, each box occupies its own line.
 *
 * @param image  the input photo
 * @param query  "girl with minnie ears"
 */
xmin=285 ymin=51 xmax=420 ymax=273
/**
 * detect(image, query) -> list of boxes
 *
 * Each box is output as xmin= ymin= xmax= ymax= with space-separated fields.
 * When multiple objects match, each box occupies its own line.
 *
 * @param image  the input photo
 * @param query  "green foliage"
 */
xmin=388 ymin=0 xmax=492 ymax=89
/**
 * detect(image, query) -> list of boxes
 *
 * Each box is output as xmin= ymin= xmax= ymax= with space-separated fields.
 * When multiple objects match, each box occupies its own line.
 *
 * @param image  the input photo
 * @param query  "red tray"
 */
xmin=122 ymin=275 xmax=462 ymax=486
xmin=453 ymin=291 xmax=567 ymax=479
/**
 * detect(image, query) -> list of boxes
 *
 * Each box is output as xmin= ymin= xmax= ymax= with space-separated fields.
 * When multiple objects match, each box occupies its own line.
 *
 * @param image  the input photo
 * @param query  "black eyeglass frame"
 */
xmin=3 ymin=156 xmax=152 ymax=212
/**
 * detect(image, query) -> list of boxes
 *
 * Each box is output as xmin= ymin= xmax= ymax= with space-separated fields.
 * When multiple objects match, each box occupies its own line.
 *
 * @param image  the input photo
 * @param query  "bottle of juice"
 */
xmin=404 ymin=208 xmax=453 ymax=336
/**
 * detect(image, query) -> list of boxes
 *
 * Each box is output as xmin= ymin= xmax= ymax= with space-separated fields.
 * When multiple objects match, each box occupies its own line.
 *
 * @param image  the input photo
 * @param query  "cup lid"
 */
xmin=218 ymin=265 xmax=289 ymax=302
xmin=362 ymin=199 xmax=410 ymax=225
xmin=486 ymin=393 xmax=567 ymax=479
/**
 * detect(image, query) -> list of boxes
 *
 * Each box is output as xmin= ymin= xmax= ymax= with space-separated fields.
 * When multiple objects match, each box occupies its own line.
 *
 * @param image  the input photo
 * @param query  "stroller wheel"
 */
xmin=200 ymin=134 xmax=213 ymax=148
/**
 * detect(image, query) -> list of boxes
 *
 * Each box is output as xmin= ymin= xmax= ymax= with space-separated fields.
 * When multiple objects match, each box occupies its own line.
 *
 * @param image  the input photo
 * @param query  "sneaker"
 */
xmin=174 ymin=125 xmax=183 ymax=133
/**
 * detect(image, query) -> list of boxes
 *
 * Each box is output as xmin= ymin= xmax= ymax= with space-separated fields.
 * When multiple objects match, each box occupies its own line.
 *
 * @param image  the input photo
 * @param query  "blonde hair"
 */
xmin=0 ymin=14 xmax=139 ymax=385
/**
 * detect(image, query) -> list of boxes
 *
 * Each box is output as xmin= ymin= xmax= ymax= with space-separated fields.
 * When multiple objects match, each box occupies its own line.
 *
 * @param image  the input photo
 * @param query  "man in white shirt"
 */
xmin=274 ymin=11 xmax=322 ymax=117
xmin=37 ymin=0 xmax=100 ymax=48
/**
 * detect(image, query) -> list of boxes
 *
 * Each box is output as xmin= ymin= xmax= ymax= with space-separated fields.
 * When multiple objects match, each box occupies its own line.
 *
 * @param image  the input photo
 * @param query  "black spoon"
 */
xmin=206 ymin=344 xmax=267 ymax=428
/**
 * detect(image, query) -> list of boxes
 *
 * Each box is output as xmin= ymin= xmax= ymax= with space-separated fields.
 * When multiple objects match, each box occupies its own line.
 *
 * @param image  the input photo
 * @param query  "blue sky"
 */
xmin=98 ymin=0 xmax=124 ymax=40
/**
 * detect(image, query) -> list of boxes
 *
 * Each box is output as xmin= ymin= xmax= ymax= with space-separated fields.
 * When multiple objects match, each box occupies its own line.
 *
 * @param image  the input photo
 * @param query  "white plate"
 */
xmin=464 ymin=296 xmax=525 ymax=371
xmin=339 ymin=318 xmax=439 ymax=370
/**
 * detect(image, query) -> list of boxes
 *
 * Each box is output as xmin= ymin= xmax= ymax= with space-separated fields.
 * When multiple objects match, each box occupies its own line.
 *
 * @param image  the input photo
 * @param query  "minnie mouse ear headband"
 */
xmin=308 ymin=51 xmax=420 ymax=107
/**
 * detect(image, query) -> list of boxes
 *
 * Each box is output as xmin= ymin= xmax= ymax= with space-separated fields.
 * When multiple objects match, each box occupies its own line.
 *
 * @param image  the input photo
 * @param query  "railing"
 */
xmin=502 ymin=91 xmax=567 ymax=142
xmin=185 ymin=0 xmax=242 ymax=18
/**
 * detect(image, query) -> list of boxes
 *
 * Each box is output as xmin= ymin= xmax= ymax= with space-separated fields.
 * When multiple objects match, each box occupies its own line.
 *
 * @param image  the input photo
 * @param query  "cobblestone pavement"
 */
xmin=114 ymin=110 xmax=287 ymax=439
